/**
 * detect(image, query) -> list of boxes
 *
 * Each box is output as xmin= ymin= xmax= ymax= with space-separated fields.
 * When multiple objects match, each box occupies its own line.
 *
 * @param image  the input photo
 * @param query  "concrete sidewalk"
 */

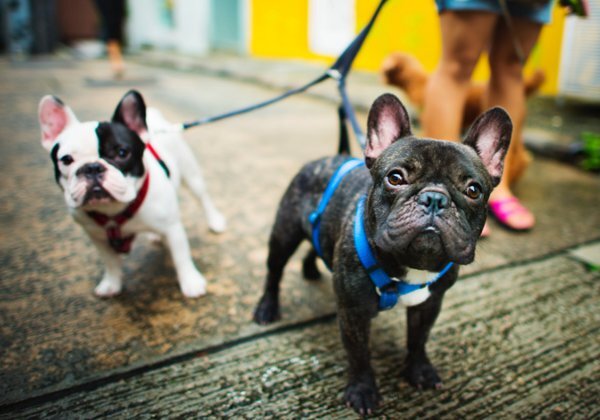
xmin=0 ymin=52 xmax=599 ymax=418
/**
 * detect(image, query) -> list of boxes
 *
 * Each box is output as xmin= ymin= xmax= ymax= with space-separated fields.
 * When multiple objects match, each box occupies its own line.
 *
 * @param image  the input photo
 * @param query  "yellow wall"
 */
xmin=250 ymin=0 xmax=565 ymax=95
xmin=250 ymin=0 xmax=316 ymax=60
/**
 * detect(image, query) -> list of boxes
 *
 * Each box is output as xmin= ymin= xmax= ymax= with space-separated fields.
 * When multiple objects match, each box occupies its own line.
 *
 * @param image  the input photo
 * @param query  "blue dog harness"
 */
xmin=308 ymin=158 xmax=454 ymax=310
xmin=354 ymin=196 xmax=454 ymax=310
xmin=309 ymin=158 xmax=365 ymax=262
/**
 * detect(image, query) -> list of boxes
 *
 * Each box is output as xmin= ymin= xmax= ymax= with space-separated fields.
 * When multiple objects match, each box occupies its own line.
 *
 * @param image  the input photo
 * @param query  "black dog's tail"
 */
xmin=337 ymin=104 xmax=351 ymax=155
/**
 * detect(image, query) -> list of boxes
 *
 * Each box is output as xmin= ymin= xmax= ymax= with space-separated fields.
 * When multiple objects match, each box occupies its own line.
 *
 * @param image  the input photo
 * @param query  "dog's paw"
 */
xmin=404 ymin=359 xmax=442 ymax=390
xmin=94 ymin=277 xmax=122 ymax=297
xmin=179 ymin=271 xmax=207 ymax=298
xmin=344 ymin=379 xmax=380 ymax=416
xmin=207 ymin=211 xmax=227 ymax=234
xmin=253 ymin=293 xmax=280 ymax=325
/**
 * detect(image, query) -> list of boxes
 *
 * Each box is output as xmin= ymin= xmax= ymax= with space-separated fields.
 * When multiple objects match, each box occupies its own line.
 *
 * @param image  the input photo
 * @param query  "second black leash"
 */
xmin=178 ymin=0 xmax=389 ymax=151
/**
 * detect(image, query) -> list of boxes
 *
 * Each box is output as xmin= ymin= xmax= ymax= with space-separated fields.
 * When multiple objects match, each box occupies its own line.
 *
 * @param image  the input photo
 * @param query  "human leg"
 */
xmin=94 ymin=0 xmax=126 ymax=78
xmin=486 ymin=17 xmax=543 ymax=230
xmin=106 ymin=40 xmax=124 ymax=78
xmin=421 ymin=11 xmax=498 ymax=141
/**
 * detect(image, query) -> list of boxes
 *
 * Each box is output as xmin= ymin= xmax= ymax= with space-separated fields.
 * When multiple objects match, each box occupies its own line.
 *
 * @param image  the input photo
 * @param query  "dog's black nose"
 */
xmin=78 ymin=162 xmax=106 ymax=179
xmin=418 ymin=191 xmax=449 ymax=215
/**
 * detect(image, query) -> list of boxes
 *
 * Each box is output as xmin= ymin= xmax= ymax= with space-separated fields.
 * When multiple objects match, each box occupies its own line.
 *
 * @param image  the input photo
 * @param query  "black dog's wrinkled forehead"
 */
xmin=95 ymin=121 xmax=146 ymax=177
xmin=372 ymin=137 xmax=491 ymax=185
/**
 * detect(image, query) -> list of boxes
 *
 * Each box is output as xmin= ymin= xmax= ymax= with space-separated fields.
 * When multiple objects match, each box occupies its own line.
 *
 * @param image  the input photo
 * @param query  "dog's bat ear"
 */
xmin=112 ymin=90 xmax=148 ymax=139
xmin=365 ymin=93 xmax=411 ymax=168
xmin=463 ymin=107 xmax=512 ymax=186
xmin=38 ymin=95 xmax=79 ymax=151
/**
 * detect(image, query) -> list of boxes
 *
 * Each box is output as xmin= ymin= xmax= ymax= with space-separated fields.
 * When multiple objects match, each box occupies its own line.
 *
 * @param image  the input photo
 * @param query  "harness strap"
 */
xmin=353 ymin=195 xmax=454 ymax=310
xmin=146 ymin=143 xmax=170 ymax=178
xmin=86 ymin=173 xmax=150 ymax=253
xmin=309 ymin=158 xmax=365 ymax=261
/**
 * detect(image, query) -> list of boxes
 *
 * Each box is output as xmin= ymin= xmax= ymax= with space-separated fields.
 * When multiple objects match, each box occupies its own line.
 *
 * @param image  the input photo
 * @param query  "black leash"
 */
xmin=181 ymin=73 xmax=329 ymax=129
xmin=179 ymin=0 xmax=388 ymax=150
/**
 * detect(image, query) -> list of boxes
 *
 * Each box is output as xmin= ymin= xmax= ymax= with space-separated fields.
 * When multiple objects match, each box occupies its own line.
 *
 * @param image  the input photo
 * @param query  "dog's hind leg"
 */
xmin=302 ymin=248 xmax=321 ymax=281
xmin=177 ymin=142 xmax=226 ymax=233
xmin=253 ymin=204 xmax=305 ymax=324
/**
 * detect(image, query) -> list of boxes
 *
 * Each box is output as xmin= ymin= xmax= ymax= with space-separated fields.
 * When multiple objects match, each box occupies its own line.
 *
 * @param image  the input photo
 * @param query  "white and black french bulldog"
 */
xmin=38 ymin=90 xmax=226 ymax=298
xmin=254 ymin=93 xmax=512 ymax=414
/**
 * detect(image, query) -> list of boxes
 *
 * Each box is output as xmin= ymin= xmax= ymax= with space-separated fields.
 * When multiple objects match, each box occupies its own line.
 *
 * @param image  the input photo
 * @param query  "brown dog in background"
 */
xmin=381 ymin=52 xmax=545 ymax=184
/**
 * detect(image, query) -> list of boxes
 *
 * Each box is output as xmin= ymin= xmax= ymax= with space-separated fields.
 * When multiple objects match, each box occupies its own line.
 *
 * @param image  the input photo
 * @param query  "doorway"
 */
xmin=210 ymin=0 xmax=245 ymax=53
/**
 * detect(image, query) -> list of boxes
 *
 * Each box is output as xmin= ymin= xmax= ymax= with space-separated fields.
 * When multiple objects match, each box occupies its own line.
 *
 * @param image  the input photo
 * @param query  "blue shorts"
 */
xmin=435 ymin=0 xmax=553 ymax=24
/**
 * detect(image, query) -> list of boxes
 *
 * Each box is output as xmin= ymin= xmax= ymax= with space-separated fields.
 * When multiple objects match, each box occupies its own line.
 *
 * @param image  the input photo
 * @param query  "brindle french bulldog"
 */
xmin=254 ymin=93 xmax=512 ymax=414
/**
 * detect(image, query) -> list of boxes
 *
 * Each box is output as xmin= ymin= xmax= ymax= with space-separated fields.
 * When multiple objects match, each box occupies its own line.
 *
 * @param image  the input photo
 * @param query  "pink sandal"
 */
xmin=489 ymin=197 xmax=535 ymax=232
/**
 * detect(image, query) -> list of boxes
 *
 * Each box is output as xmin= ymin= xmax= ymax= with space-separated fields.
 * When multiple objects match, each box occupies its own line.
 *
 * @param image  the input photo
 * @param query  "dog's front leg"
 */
xmin=163 ymin=222 xmax=206 ymax=298
xmin=404 ymin=292 xmax=445 ymax=389
xmin=90 ymin=237 xmax=123 ymax=297
xmin=338 ymin=306 xmax=380 ymax=415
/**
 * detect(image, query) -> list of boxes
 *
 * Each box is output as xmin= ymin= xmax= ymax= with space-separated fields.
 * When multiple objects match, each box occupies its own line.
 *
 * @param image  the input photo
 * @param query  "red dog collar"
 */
xmin=86 ymin=173 xmax=150 ymax=253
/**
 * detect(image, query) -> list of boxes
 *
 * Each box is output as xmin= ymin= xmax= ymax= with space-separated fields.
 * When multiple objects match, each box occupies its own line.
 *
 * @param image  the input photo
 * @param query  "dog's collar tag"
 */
xmin=86 ymin=173 xmax=150 ymax=254
xmin=353 ymin=196 xmax=453 ymax=310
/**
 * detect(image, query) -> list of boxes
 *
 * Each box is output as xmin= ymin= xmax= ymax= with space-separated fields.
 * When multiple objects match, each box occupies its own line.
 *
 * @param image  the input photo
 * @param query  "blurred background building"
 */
xmin=1 ymin=0 xmax=598 ymax=100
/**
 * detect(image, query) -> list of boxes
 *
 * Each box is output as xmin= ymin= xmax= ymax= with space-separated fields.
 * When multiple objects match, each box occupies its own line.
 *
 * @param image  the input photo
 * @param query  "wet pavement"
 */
xmin=0 ymin=52 xmax=599 ymax=418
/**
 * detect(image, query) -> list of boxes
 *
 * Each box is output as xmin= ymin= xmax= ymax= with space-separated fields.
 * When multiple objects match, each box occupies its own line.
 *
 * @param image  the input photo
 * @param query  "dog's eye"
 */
xmin=60 ymin=155 xmax=74 ymax=166
xmin=117 ymin=147 xmax=130 ymax=159
xmin=465 ymin=183 xmax=482 ymax=199
xmin=386 ymin=170 xmax=405 ymax=187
